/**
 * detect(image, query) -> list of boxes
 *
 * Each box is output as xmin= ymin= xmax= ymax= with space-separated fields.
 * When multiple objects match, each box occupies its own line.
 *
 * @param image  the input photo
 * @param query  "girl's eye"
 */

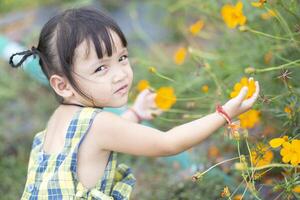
xmin=119 ymin=55 xmax=128 ymax=62
xmin=94 ymin=65 xmax=107 ymax=73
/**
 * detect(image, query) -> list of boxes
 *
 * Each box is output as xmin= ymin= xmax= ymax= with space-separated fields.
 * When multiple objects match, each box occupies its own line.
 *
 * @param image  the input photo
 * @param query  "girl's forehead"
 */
xmin=77 ymin=31 xmax=124 ymax=60
xmin=73 ymin=31 xmax=126 ymax=71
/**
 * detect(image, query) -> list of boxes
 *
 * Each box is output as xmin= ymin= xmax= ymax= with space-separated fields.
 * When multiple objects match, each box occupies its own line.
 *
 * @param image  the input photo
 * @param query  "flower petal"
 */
xmin=269 ymin=138 xmax=285 ymax=148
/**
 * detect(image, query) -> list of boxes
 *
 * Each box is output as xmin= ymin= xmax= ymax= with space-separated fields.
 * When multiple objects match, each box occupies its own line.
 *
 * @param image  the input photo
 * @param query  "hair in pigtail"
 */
xmin=9 ymin=46 xmax=38 ymax=68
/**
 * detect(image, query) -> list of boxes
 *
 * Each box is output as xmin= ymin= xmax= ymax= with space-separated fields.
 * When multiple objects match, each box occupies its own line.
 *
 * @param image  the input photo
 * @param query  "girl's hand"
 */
xmin=130 ymin=88 xmax=163 ymax=120
xmin=222 ymin=77 xmax=260 ymax=118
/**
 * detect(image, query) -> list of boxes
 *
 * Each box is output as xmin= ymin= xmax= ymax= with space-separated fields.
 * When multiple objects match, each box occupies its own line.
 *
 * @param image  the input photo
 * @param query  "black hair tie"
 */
xmin=9 ymin=46 xmax=39 ymax=68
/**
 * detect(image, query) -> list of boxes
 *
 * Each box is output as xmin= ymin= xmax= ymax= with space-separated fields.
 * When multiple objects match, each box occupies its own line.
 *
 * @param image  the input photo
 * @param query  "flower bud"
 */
xmin=148 ymin=67 xmax=157 ymax=73
xmin=245 ymin=67 xmax=256 ymax=74
xmin=239 ymin=25 xmax=249 ymax=32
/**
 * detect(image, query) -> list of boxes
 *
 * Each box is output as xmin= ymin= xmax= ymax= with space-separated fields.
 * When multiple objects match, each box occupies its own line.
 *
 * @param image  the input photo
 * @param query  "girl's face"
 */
xmin=71 ymin=31 xmax=133 ymax=108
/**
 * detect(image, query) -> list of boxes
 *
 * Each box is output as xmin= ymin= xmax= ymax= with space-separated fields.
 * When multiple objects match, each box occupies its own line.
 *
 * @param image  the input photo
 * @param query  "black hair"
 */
xmin=9 ymin=7 xmax=127 ymax=104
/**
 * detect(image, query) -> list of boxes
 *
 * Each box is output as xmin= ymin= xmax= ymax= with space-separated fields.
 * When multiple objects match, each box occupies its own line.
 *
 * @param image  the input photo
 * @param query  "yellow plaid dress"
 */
xmin=21 ymin=107 xmax=136 ymax=200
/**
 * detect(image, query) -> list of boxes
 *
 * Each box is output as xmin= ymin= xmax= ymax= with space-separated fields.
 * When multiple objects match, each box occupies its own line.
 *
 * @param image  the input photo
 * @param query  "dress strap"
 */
xmin=62 ymin=106 xmax=102 ymax=153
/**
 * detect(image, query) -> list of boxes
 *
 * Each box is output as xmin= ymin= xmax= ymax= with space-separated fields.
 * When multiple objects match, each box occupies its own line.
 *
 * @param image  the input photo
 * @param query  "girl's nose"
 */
xmin=113 ymin=68 xmax=127 ymax=83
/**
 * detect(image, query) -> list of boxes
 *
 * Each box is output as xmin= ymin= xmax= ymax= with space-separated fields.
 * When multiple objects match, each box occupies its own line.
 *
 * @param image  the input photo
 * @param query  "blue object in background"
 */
xmin=0 ymin=35 xmax=49 ymax=85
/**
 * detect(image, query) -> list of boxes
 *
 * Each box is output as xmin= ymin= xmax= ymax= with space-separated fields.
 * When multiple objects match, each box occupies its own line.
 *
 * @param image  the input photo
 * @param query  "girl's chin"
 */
xmin=109 ymin=97 xmax=129 ymax=108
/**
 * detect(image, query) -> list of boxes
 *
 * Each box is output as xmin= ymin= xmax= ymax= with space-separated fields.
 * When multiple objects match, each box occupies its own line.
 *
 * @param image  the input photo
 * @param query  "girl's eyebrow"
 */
xmin=89 ymin=48 xmax=128 ymax=70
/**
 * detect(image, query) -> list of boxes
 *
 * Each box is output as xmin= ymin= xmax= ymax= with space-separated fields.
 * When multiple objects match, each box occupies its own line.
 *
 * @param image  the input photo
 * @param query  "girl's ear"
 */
xmin=49 ymin=74 xmax=74 ymax=98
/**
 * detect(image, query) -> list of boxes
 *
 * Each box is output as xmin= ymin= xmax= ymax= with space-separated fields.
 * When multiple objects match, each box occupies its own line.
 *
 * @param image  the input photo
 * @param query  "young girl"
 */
xmin=9 ymin=7 xmax=260 ymax=200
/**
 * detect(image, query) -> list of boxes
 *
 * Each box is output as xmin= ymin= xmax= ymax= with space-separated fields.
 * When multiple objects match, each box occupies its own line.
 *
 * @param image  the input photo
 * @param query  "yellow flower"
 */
xmin=293 ymin=185 xmax=300 ymax=193
xmin=251 ymin=0 xmax=267 ymax=8
xmin=174 ymin=47 xmax=187 ymax=65
xmin=189 ymin=20 xmax=204 ymax=36
xmin=155 ymin=87 xmax=176 ymax=110
xmin=238 ymin=109 xmax=260 ymax=129
xmin=221 ymin=186 xmax=231 ymax=197
xmin=251 ymin=143 xmax=274 ymax=167
xmin=201 ymin=84 xmax=209 ymax=93
xmin=261 ymin=9 xmax=277 ymax=20
xmin=221 ymin=1 xmax=247 ymax=29
xmin=280 ymin=139 xmax=300 ymax=166
xmin=269 ymin=136 xmax=288 ymax=148
xmin=137 ymin=80 xmax=150 ymax=92
xmin=230 ymin=77 xmax=256 ymax=99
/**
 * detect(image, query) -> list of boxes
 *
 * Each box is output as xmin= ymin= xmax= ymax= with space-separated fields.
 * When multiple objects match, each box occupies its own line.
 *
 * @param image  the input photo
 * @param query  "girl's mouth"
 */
xmin=114 ymin=84 xmax=128 ymax=94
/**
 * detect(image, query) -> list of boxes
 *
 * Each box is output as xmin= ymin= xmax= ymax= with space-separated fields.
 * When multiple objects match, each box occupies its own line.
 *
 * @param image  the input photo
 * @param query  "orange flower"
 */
xmin=201 ymin=84 xmax=209 ymax=93
xmin=174 ymin=47 xmax=187 ymax=65
xmin=251 ymin=143 xmax=274 ymax=167
xmin=293 ymin=185 xmax=300 ymax=193
xmin=137 ymin=80 xmax=150 ymax=92
xmin=284 ymin=106 xmax=292 ymax=114
xmin=233 ymin=194 xmax=243 ymax=200
xmin=189 ymin=20 xmax=204 ymax=36
xmin=238 ymin=109 xmax=260 ymax=129
xmin=264 ymin=51 xmax=273 ymax=65
xmin=208 ymin=145 xmax=220 ymax=158
xmin=155 ymin=87 xmax=176 ymax=110
xmin=221 ymin=1 xmax=247 ymax=29
xmin=230 ymin=77 xmax=256 ymax=99
xmin=284 ymin=106 xmax=292 ymax=119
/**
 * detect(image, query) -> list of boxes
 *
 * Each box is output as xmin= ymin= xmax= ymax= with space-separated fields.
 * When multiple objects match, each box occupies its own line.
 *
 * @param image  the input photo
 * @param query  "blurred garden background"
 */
xmin=0 ymin=0 xmax=300 ymax=199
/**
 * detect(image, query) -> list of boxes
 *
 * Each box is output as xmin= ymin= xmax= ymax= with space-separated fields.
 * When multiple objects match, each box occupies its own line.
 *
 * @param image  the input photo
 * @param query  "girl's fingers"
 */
xmin=243 ymin=81 xmax=260 ymax=106
xmin=138 ymin=88 xmax=151 ymax=99
xmin=235 ymin=86 xmax=248 ymax=103
xmin=147 ymin=93 xmax=157 ymax=109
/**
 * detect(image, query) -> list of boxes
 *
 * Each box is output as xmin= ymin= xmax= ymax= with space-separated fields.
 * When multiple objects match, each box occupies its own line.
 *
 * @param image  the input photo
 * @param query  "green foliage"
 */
xmin=0 ymin=0 xmax=299 ymax=199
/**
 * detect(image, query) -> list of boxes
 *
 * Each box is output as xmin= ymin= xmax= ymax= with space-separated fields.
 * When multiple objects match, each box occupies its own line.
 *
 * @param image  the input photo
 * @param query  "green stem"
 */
xmin=245 ymin=139 xmax=255 ymax=181
xmin=278 ymin=0 xmax=300 ymax=21
xmin=153 ymin=71 xmax=176 ymax=83
xmin=229 ymin=180 xmax=245 ymax=198
xmin=249 ymin=163 xmax=300 ymax=171
xmin=192 ymin=156 xmax=240 ymax=180
xmin=268 ymin=7 xmax=297 ymax=45
xmin=247 ymin=27 xmax=299 ymax=43
xmin=203 ymin=62 xmax=223 ymax=96
xmin=255 ymin=59 xmax=300 ymax=73
xmin=241 ymin=186 xmax=248 ymax=200
xmin=269 ymin=92 xmax=290 ymax=101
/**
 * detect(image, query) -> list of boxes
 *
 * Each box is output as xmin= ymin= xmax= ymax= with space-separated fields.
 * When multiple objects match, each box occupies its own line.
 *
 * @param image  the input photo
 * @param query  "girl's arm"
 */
xmin=92 ymin=79 xmax=259 ymax=157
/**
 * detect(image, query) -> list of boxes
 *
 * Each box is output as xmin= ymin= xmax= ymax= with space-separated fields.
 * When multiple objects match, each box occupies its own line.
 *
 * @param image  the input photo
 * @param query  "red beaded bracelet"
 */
xmin=128 ymin=107 xmax=143 ymax=123
xmin=215 ymin=104 xmax=232 ymax=125
xmin=216 ymin=104 xmax=240 ymax=137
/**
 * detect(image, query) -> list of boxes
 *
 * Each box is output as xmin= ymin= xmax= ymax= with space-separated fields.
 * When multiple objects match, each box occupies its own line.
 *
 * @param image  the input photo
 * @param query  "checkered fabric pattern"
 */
xmin=21 ymin=107 xmax=136 ymax=200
